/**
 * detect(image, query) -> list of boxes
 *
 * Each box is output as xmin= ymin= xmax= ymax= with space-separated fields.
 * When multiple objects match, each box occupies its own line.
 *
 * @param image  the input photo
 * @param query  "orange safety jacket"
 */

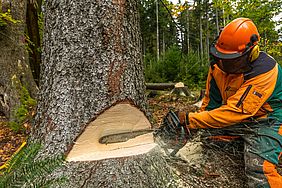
xmin=189 ymin=52 xmax=282 ymax=129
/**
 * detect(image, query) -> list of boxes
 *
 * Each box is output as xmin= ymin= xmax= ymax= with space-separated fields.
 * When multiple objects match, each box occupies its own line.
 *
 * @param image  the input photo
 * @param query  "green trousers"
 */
xmin=207 ymin=119 xmax=282 ymax=187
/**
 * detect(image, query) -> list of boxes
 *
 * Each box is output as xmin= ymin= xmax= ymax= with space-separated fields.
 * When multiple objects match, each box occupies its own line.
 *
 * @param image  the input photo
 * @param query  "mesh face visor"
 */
xmin=210 ymin=45 xmax=252 ymax=74
xmin=209 ymin=33 xmax=259 ymax=74
xmin=215 ymin=52 xmax=252 ymax=74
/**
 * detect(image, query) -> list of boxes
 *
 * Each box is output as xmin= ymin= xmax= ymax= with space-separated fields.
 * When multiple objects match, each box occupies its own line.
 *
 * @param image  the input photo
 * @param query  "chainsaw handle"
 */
xmin=155 ymin=110 xmax=192 ymax=156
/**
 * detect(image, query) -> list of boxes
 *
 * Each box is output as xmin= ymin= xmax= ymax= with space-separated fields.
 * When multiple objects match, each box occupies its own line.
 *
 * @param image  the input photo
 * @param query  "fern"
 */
xmin=0 ymin=143 xmax=67 ymax=188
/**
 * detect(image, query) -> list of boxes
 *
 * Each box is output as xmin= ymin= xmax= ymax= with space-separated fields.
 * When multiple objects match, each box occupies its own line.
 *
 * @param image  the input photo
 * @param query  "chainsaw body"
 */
xmin=154 ymin=110 xmax=191 ymax=156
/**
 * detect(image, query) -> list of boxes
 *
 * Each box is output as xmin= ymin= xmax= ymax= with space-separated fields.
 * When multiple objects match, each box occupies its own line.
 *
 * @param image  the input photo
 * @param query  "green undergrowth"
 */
xmin=9 ymin=86 xmax=37 ymax=133
xmin=0 ymin=142 xmax=67 ymax=188
xmin=144 ymin=46 xmax=209 ymax=90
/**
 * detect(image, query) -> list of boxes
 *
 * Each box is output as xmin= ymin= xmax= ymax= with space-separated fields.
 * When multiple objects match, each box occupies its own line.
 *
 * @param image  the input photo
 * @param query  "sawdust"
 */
xmin=171 ymin=131 xmax=247 ymax=188
xmin=176 ymin=139 xmax=203 ymax=164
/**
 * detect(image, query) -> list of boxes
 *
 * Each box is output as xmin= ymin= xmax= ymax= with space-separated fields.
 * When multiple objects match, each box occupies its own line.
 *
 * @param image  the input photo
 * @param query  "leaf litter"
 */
xmin=0 ymin=116 xmax=26 ymax=168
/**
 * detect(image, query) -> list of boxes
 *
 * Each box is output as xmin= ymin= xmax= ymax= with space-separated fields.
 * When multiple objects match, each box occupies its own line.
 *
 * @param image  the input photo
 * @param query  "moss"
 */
xmin=9 ymin=86 xmax=37 ymax=133
xmin=0 ymin=9 xmax=19 ymax=28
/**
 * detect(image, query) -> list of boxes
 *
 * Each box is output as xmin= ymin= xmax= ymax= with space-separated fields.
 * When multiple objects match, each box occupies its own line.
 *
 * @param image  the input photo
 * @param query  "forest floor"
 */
xmin=0 ymin=116 xmax=26 ymax=167
xmin=0 ymin=91 xmax=281 ymax=187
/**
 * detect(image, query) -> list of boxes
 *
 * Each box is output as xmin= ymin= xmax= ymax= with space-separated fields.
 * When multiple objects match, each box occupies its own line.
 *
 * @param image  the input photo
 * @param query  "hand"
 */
xmin=177 ymin=111 xmax=189 ymax=126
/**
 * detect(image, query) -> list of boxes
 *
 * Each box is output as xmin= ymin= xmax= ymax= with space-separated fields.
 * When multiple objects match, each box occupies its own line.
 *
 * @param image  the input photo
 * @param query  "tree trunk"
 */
xmin=199 ymin=16 xmax=203 ymax=59
xmin=156 ymin=0 xmax=159 ymax=61
xmin=0 ymin=0 xmax=38 ymax=118
xmin=205 ymin=0 xmax=209 ymax=57
xmin=186 ymin=7 xmax=190 ymax=54
xmin=222 ymin=7 xmax=226 ymax=26
xmin=215 ymin=7 xmax=219 ymax=36
xmin=32 ymin=1 xmax=176 ymax=187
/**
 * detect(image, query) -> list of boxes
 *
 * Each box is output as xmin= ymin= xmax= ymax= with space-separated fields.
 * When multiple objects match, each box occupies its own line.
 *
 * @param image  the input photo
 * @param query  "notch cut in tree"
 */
xmin=66 ymin=103 xmax=156 ymax=161
xmin=31 ymin=1 xmax=178 ymax=187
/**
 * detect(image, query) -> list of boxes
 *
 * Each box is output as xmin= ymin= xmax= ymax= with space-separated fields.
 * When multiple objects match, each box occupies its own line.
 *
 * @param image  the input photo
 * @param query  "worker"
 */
xmin=178 ymin=18 xmax=282 ymax=187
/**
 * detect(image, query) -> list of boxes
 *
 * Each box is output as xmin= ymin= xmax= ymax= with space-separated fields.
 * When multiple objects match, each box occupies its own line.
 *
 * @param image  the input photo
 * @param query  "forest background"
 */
xmin=141 ymin=0 xmax=282 ymax=89
xmin=0 ymin=0 xmax=280 ymax=134
xmin=1 ymin=0 xmax=281 ymax=89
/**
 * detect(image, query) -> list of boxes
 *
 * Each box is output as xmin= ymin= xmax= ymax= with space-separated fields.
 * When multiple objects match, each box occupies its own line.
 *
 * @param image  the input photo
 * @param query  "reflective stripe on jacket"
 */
xmin=189 ymin=52 xmax=282 ymax=129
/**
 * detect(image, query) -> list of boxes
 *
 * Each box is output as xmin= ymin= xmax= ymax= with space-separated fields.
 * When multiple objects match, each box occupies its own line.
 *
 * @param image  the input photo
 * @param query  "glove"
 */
xmin=177 ymin=111 xmax=189 ymax=126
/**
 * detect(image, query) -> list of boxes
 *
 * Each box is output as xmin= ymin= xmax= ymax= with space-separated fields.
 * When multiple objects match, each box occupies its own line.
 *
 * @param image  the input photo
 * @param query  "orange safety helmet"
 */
xmin=210 ymin=18 xmax=260 ymax=74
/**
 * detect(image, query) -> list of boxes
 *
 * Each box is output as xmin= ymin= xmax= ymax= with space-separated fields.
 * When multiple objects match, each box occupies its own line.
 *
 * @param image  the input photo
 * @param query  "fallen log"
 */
xmin=146 ymin=82 xmax=191 ymax=97
xmin=146 ymin=83 xmax=176 ymax=90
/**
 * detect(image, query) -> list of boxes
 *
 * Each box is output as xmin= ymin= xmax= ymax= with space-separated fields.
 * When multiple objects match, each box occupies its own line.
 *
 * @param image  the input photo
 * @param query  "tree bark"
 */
xmin=199 ymin=13 xmax=203 ymax=59
xmin=32 ymin=1 xmax=176 ymax=187
xmin=0 ymin=0 xmax=38 ymax=118
xmin=215 ymin=7 xmax=219 ymax=36
xmin=205 ymin=0 xmax=209 ymax=57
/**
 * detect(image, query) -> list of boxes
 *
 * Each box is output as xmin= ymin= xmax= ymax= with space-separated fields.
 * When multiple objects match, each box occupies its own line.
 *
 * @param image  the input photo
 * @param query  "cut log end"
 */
xmin=66 ymin=103 xmax=157 ymax=162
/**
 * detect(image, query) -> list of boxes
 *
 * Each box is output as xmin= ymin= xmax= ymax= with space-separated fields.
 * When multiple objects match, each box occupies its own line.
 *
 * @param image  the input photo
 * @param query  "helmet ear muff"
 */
xmin=249 ymin=45 xmax=260 ymax=62
xmin=247 ymin=34 xmax=260 ymax=63
xmin=250 ymin=34 xmax=259 ymax=44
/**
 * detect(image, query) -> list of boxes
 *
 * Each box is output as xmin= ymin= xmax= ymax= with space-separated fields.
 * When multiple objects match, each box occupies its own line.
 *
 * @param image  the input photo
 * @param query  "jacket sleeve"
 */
xmin=200 ymin=67 xmax=222 ymax=112
xmin=189 ymin=65 xmax=278 ymax=129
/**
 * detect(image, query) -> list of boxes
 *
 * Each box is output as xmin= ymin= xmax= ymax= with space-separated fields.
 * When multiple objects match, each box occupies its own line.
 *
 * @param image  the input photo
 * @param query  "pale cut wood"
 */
xmin=66 ymin=103 xmax=157 ymax=161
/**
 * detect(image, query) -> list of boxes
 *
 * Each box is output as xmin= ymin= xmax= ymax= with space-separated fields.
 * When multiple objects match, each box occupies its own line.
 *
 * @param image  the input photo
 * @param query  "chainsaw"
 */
xmin=154 ymin=110 xmax=191 ymax=156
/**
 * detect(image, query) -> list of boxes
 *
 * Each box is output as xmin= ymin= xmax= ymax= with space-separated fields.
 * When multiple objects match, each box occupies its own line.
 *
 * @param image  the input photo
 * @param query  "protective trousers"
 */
xmin=243 ymin=121 xmax=282 ymax=188
xmin=208 ymin=120 xmax=282 ymax=187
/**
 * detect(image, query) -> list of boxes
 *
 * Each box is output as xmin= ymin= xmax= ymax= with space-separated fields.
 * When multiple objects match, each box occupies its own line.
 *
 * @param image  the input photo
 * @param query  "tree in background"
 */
xmin=140 ymin=0 xmax=178 ymax=60
xmin=141 ymin=0 xmax=282 ymax=88
xmin=0 ymin=0 xmax=37 ymax=124
xmin=141 ymin=0 xmax=210 ymax=88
